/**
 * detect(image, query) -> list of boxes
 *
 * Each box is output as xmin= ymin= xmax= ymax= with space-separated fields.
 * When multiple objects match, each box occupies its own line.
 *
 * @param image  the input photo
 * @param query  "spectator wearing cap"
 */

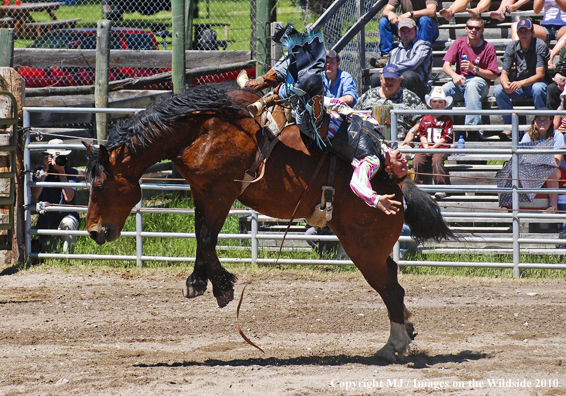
xmin=370 ymin=17 xmax=432 ymax=101
xmin=323 ymin=50 xmax=359 ymax=106
xmin=441 ymin=16 xmax=500 ymax=139
xmin=374 ymin=0 xmax=439 ymax=67
xmin=508 ymin=0 xmax=566 ymax=67
xmin=494 ymin=18 xmax=550 ymax=135
xmin=354 ymin=64 xmax=427 ymax=140
xmin=31 ymin=139 xmax=80 ymax=254
xmin=411 ymin=87 xmax=454 ymax=192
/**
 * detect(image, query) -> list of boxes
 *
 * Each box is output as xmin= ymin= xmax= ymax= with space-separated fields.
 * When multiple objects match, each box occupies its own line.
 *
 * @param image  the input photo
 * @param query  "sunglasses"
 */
xmin=535 ymin=117 xmax=551 ymax=123
xmin=466 ymin=26 xmax=483 ymax=31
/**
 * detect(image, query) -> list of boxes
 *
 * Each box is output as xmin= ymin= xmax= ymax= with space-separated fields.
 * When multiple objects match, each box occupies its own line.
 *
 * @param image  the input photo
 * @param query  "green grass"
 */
xmin=31 ymin=193 xmax=566 ymax=280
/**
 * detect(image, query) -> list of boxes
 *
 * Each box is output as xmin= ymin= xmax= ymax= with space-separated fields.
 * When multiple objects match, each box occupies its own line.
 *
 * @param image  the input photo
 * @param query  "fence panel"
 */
xmin=22 ymin=106 xmax=566 ymax=276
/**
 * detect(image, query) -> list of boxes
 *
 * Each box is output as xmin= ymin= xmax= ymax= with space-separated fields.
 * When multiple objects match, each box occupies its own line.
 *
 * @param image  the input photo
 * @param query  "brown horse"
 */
xmin=84 ymin=83 xmax=451 ymax=361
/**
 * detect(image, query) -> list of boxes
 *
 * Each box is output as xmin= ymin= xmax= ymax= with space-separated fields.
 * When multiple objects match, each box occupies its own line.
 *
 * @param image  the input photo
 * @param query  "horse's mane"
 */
xmin=107 ymin=82 xmax=249 ymax=152
xmin=86 ymin=83 xmax=251 ymax=183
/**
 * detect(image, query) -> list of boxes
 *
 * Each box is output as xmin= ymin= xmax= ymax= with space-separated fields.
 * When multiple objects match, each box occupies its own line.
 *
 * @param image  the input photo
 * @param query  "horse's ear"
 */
xmin=82 ymin=141 xmax=94 ymax=152
xmin=99 ymin=145 xmax=110 ymax=166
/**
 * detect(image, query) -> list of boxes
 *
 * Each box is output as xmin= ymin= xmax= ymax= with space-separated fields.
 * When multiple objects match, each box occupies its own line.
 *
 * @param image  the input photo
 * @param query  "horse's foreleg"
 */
xmin=189 ymin=206 xmax=236 ymax=308
xmin=183 ymin=248 xmax=208 ymax=298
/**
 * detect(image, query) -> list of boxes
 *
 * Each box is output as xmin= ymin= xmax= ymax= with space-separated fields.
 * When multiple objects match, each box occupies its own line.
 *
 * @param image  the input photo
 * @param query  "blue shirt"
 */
xmin=323 ymin=69 xmax=359 ymax=106
xmin=521 ymin=130 xmax=566 ymax=170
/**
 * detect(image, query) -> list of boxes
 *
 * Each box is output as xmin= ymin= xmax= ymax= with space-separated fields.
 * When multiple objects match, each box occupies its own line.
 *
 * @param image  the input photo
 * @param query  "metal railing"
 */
xmin=22 ymin=106 xmax=566 ymax=277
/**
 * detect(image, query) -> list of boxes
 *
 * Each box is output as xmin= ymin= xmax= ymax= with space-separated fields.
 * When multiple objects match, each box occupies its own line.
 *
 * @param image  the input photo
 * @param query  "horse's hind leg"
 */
xmin=375 ymin=258 xmax=416 ymax=361
xmin=341 ymin=239 xmax=414 ymax=362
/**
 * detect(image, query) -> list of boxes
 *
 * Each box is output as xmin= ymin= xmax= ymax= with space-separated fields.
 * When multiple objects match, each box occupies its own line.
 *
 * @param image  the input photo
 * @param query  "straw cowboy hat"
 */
xmin=42 ymin=139 xmax=72 ymax=156
xmin=425 ymin=86 xmax=453 ymax=108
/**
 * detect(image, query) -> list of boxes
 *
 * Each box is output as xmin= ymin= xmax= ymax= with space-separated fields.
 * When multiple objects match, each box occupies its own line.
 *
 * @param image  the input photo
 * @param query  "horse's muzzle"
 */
xmin=89 ymin=226 xmax=119 ymax=245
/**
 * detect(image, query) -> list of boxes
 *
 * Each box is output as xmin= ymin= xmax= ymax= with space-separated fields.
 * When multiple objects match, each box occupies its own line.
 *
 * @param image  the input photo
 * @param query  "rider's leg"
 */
xmin=246 ymin=84 xmax=282 ymax=117
xmin=237 ymin=68 xmax=278 ymax=91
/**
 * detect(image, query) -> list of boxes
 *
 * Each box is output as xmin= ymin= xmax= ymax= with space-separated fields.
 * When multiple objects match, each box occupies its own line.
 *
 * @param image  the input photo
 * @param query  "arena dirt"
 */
xmin=0 ymin=267 xmax=564 ymax=396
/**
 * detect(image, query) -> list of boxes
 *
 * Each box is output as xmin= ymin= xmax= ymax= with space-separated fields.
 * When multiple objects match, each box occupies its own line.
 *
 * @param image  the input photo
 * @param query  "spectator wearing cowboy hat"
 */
xmin=31 ymin=139 xmax=80 ymax=254
xmin=323 ymin=49 xmax=359 ymax=106
xmin=411 ymin=87 xmax=454 ymax=197
xmin=370 ymin=17 xmax=433 ymax=101
xmin=494 ymin=18 xmax=550 ymax=137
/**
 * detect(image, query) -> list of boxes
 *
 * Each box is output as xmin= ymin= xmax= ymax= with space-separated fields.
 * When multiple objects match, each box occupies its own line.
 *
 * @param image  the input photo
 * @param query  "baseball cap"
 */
xmin=398 ymin=18 xmax=416 ymax=29
xmin=382 ymin=64 xmax=400 ymax=79
xmin=326 ymin=49 xmax=340 ymax=62
xmin=517 ymin=18 xmax=533 ymax=30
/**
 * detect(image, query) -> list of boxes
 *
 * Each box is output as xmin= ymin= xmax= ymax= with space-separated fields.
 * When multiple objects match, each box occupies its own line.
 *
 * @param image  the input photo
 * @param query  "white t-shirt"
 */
xmin=542 ymin=0 xmax=566 ymax=26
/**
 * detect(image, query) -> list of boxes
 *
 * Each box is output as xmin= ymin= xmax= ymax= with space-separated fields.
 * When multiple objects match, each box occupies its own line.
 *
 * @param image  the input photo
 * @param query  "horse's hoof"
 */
xmin=375 ymin=344 xmax=397 ymax=363
xmin=182 ymin=284 xmax=206 ymax=299
xmin=216 ymin=289 xmax=234 ymax=308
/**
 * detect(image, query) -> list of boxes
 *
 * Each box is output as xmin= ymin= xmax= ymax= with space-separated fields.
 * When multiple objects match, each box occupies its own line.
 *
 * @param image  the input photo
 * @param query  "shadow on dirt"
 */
xmin=135 ymin=350 xmax=488 ymax=369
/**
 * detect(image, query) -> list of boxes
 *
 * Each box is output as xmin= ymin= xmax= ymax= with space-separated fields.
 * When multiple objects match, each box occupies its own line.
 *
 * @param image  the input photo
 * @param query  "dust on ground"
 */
xmin=0 ymin=267 xmax=564 ymax=396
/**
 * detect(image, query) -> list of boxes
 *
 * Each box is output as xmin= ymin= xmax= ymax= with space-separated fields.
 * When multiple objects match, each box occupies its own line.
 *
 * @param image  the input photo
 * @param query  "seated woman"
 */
xmin=238 ymin=25 xmax=408 ymax=214
xmin=521 ymin=111 xmax=566 ymax=212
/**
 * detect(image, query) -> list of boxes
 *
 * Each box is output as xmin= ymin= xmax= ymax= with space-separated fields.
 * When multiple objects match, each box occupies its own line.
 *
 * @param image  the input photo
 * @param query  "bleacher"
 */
xmin=363 ymin=0 xmax=551 ymax=134
xmin=359 ymin=3 xmax=566 ymax=251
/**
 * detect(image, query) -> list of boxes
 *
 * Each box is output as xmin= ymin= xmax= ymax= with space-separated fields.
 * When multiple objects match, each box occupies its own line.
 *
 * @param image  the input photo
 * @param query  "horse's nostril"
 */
xmin=89 ymin=230 xmax=106 ymax=245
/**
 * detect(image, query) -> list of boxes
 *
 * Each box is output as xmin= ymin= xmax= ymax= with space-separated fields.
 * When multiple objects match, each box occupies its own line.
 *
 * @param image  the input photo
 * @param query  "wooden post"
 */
xmin=0 ymin=67 xmax=24 ymax=268
xmin=95 ymin=20 xmax=111 ymax=142
xmin=172 ymin=0 xmax=186 ymax=94
xmin=255 ymin=0 xmax=270 ymax=75
xmin=185 ymin=0 xmax=196 ymax=50
xmin=0 ymin=29 xmax=14 ymax=68
xmin=270 ymin=22 xmax=283 ymax=67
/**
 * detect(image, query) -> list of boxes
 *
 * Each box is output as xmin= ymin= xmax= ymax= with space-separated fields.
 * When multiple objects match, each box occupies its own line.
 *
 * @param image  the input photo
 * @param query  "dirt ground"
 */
xmin=0 ymin=267 xmax=565 ymax=396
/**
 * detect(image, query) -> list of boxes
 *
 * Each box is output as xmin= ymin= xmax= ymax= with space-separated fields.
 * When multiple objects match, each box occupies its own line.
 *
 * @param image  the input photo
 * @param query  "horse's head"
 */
xmin=83 ymin=142 xmax=141 ymax=245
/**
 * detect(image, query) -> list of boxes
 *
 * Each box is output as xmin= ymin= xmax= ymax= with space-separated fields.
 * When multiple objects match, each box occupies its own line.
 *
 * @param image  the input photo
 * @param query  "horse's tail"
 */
xmin=400 ymin=179 xmax=455 ymax=244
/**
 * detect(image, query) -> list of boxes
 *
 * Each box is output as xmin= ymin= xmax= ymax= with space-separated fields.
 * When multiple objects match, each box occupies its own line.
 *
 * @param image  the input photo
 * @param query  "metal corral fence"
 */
xmin=23 ymin=106 xmax=566 ymax=277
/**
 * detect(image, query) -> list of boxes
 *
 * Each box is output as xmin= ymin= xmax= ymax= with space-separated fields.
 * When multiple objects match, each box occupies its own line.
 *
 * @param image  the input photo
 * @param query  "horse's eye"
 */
xmin=94 ymin=184 xmax=104 ymax=192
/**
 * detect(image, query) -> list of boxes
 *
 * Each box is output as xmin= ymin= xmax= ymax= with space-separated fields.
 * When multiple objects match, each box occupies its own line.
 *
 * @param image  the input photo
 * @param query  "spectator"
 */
xmin=354 ymin=64 xmax=428 ymax=141
xmin=494 ymin=18 xmax=549 ymax=138
xmin=31 ymin=139 xmax=80 ymax=254
xmin=373 ymin=0 xmax=439 ymax=67
xmin=323 ymin=50 xmax=359 ymax=106
xmin=508 ymin=0 xmax=566 ymax=65
xmin=442 ymin=16 xmax=500 ymax=139
xmin=520 ymin=111 xmax=566 ymax=212
xmin=412 ymin=87 xmax=454 ymax=199
xmin=370 ymin=18 xmax=433 ymax=101
xmin=439 ymin=0 xmax=491 ymax=21
xmin=547 ymin=46 xmax=566 ymax=111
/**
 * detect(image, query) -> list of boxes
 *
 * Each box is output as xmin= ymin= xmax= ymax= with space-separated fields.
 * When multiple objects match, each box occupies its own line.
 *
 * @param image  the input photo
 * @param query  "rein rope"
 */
xmin=236 ymin=149 xmax=330 ymax=353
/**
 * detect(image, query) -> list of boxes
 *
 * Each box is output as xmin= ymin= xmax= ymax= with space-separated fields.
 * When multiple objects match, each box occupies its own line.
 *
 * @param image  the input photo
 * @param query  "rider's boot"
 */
xmin=246 ymin=91 xmax=280 ymax=118
xmin=237 ymin=69 xmax=278 ymax=91
xmin=349 ymin=155 xmax=382 ymax=208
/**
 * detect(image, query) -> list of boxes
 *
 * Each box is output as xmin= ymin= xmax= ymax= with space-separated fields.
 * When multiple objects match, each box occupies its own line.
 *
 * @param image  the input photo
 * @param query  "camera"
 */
xmin=54 ymin=155 xmax=67 ymax=166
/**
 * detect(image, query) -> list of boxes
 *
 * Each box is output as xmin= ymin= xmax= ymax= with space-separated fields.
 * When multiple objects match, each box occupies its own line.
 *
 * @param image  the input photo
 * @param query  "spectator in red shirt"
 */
xmin=413 ymin=87 xmax=454 ymax=198
xmin=441 ymin=16 xmax=500 ymax=139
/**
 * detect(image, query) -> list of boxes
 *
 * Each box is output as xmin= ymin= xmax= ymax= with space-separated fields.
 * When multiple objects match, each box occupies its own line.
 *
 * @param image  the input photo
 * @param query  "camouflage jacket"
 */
xmin=353 ymin=87 xmax=427 ymax=138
